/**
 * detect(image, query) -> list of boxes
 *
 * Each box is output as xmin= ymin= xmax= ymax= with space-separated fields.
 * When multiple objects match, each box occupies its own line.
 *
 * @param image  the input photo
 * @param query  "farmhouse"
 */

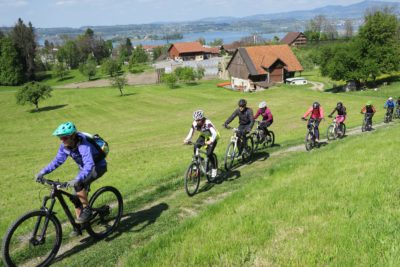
xmin=281 ymin=32 xmax=307 ymax=46
xmin=226 ymin=44 xmax=303 ymax=91
xmin=168 ymin=42 xmax=219 ymax=61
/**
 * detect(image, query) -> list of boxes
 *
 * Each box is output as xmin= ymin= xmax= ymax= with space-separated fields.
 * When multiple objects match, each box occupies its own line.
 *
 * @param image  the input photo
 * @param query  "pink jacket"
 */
xmin=303 ymin=107 xmax=324 ymax=119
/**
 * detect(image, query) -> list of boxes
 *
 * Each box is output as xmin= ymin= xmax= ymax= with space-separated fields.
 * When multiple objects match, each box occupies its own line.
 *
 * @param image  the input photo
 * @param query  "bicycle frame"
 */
xmin=34 ymin=179 xmax=83 ymax=241
xmin=192 ymin=146 xmax=208 ymax=175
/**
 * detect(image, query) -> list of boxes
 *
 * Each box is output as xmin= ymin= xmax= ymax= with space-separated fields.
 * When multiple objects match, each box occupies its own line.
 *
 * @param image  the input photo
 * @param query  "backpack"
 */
xmin=81 ymin=132 xmax=109 ymax=160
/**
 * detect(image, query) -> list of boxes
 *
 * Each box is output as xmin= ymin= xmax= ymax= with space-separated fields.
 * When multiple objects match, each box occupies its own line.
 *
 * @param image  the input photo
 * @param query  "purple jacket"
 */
xmin=40 ymin=132 xmax=107 ymax=181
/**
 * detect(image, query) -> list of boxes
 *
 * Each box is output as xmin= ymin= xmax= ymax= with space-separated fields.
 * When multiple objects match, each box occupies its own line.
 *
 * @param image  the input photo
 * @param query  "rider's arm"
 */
xmin=75 ymin=143 xmax=96 ymax=182
xmin=184 ymin=122 xmax=195 ymax=142
xmin=319 ymin=107 xmax=325 ymax=119
xmin=224 ymin=109 xmax=238 ymax=126
xmin=253 ymin=109 xmax=261 ymax=120
xmin=39 ymin=144 xmax=68 ymax=175
xmin=329 ymin=108 xmax=336 ymax=117
xmin=248 ymin=108 xmax=255 ymax=130
xmin=361 ymin=106 xmax=366 ymax=113
xmin=265 ymin=109 xmax=273 ymax=122
xmin=303 ymin=107 xmax=312 ymax=118
xmin=372 ymin=106 xmax=376 ymax=113
xmin=208 ymin=126 xmax=217 ymax=143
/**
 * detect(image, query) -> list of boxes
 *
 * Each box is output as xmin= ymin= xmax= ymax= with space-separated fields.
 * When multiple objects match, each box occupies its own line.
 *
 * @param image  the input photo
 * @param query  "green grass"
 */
xmin=0 ymin=78 xmax=399 ymax=266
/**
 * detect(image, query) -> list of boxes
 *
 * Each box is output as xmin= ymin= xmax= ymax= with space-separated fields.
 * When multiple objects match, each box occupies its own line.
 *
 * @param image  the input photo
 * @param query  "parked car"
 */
xmin=286 ymin=77 xmax=308 ymax=85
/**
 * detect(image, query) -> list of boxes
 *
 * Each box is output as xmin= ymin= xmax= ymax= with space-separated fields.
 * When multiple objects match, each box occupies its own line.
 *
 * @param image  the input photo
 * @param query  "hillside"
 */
xmin=0 ymin=80 xmax=399 ymax=266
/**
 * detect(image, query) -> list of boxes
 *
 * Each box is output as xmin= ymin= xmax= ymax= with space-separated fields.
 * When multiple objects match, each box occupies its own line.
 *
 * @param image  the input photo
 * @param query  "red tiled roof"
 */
xmin=281 ymin=32 xmax=302 ymax=45
xmin=204 ymin=47 xmax=220 ymax=54
xmin=169 ymin=42 xmax=205 ymax=53
xmin=142 ymin=45 xmax=161 ymax=50
xmin=244 ymin=44 xmax=303 ymax=74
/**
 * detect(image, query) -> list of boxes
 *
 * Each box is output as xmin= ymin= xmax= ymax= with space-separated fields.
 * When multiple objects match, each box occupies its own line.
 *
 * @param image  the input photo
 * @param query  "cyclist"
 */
xmin=384 ymin=97 xmax=395 ymax=118
xmin=328 ymin=102 xmax=347 ymax=134
xmin=360 ymin=101 xmax=376 ymax=128
xmin=184 ymin=110 xmax=219 ymax=178
xmin=35 ymin=122 xmax=107 ymax=224
xmin=253 ymin=101 xmax=273 ymax=138
xmin=396 ymin=97 xmax=400 ymax=117
xmin=224 ymin=99 xmax=255 ymax=154
xmin=302 ymin=101 xmax=324 ymax=142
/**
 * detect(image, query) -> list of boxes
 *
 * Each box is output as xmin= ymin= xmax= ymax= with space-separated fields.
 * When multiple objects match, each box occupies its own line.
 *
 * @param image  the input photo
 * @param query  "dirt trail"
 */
xmin=56 ymin=72 xmax=158 ymax=89
xmin=309 ymin=81 xmax=324 ymax=92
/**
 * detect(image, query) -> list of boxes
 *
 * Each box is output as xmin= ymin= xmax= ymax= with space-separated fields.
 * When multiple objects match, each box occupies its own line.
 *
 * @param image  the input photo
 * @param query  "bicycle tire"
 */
xmin=206 ymin=153 xmax=218 ymax=183
xmin=362 ymin=119 xmax=366 ymax=132
xmin=224 ymin=142 xmax=237 ymax=171
xmin=305 ymin=132 xmax=313 ymax=151
xmin=326 ymin=125 xmax=336 ymax=141
xmin=251 ymin=132 xmax=260 ymax=151
xmin=242 ymin=135 xmax=254 ymax=162
xmin=184 ymin=162 xmax=201 ymax=196
xmin=86 ymin=186 xmax=123 ymax=239
xmin=340 ymin=123 xmax=346 ymax=138
xmin=2 ymin=210 xmax=62 ymax=267
xmin=264 ymin=131 xmax=275 ymax=148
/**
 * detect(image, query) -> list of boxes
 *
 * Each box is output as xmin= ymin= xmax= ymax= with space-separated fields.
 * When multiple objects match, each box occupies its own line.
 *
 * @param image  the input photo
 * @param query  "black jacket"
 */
xmin=225 ymin=108 xmax=255 ymax=129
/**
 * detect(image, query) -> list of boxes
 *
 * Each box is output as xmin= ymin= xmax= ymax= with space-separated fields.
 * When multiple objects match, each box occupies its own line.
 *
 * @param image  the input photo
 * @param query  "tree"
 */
xmin=16 ymin=82 xmax=52 ymax=112
xmin=9 ymin=18 xmax=36 ymax=81
xmin=0 ymin=37 xmax=24 ymax=85
xmin=130 ymin=45 xmax=148 ymax=64
xmin=197 ymin=37 xmax=206 ymax=45
xmin=79 ymin=55 xmax=97 ymax=80
xmin=152 ymin=45 xmax=169 ymax=61
xmin=344 ymin=19 xmax=354 ymax=39
xmin=57 ymin=40 xmax=80 ymax=68
xmin=102 ymin=58 xmax=121 ymax=77
xmin=209 ymin=38 xmax=223 ymax=46
xmin=174 ymin=66 xmax=196 ymax=83
xmin=195 ymin=66 xmax=205 ymax=80
xmin=110 ymin=75 xmax=128 ymax=96
xmin=53 ymin=62 xmax=69 ymax=80
xmin=161 ymin=73 xmax=178 ymax=88
xmin=357 ymin=10 xmax=400 ymax=82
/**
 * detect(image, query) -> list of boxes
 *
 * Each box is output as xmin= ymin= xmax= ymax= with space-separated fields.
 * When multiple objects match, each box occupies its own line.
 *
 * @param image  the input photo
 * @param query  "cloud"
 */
xmin=0 ymin=0 xmax=28 ymax=7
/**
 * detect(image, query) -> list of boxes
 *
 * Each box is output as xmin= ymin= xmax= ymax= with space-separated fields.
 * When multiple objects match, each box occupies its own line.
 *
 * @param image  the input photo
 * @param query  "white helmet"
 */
xmin=193 ymin=110 xmax=204 ymax=120
xmin=389 ymin=97 xmax=393 ymax=101
xmin=258 ymin=101 xmax=267 ymax=109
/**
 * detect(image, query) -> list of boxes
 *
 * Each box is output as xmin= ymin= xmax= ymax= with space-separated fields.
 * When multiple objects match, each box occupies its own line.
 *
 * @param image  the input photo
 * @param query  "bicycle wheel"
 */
xmin=242 ymin=136 xmax=254 ymax=162
xmin=326 ymin=125 xmax=336 ymax=141
xmin=2 ymin=210 xmax=62 ymax=267
xmin=264 ymin=131 xmax=275 ymax=148
xmin=206 ymin=153 xmax=218 ymax=183
xmin=184 ymin=162 xmax=201 ymax=196
xmin=305 ymin=132 xmax=314 ymax=151
xmin=224 ymin=142 xmax=238 ymax=171
xmin=340 ymin=123 xmax=346 ymax=138
xmin=86 ymin=186 xmax=123 ymax=239
xmin=251 ymin=132 xmax=260 ymax=151
xmin=361 ymin=119 xmax=366 ymax=132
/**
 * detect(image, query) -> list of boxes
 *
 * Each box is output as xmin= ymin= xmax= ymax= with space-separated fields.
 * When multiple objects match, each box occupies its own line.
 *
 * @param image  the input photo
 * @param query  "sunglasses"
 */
xmin=59 ymin=135 xmax=72 ymax=141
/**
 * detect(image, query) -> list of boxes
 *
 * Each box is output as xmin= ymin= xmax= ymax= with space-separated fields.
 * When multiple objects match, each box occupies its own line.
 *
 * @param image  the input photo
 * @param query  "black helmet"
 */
xmin=337 ymin=102 xmax=343 ymax=107
xmin=238 ymin=99 xmax=247 ymax=107
xmin=312 ymin=102 xmax=320 ymax=109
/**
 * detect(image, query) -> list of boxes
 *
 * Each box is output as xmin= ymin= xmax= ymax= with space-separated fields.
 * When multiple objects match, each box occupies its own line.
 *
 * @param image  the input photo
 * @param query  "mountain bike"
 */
xmin=251 ymin=121 xmax=275 ymax=150
xmin=384 ymin=107 xmax=393 ymax=123
xmin=303 ymin=118 xmax=320 ymax=151
xmin=184 ymin=141 xmax=218 ymax=196
xmin=394 ymin=106 xmax=400 ymax=119
xmin=224 ymin=126 xmax=253 ymax=171
xmin=326 ymin=116 xmax=346 ymax=140
xmin=2 ymin=177 xmax=123 ymax=267
xmin=361 ymin=112 xmax=373 ymax=132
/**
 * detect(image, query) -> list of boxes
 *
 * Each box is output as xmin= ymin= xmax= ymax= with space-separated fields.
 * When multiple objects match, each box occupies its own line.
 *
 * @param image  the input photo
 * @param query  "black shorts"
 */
xmin=74 ymin=166 xmax=107 ymax=192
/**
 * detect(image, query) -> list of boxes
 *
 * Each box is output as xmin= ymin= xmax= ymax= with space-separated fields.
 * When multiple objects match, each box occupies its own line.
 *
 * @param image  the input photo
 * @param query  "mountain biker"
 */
xmin=302 ymin=101 xmax=324 ymax=142
xmin=224 ymin=99 xmax=255 ymax=154
xmin=328 ymin=102 xmax=347 ymax=133
xmin=253 ymin=101 xmax=273 ymax=138
xmin=35 ymin=122 xmax=107 ymax=224
xmin=184 ymin=110 xmax=219 ymax=178
xmin=384 ymin=97 xmax=395 ymax=118
xmin=361 ymin=101 xmax=376 ymax=128
xmin=396 ymin=97 xmax=400 ymax=117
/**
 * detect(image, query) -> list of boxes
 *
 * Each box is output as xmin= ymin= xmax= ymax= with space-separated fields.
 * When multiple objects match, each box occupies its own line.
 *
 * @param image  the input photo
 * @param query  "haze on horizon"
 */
xmin=0 ymin=0 xmax=397 ymax=28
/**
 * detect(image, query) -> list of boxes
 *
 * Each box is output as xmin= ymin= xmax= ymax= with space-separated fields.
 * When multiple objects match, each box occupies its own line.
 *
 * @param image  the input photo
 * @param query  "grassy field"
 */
xmin=0 ymin=78 xmax=399 ymax=266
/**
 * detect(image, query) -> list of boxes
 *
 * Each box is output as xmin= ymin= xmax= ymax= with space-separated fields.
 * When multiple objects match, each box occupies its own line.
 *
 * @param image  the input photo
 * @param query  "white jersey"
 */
xmin=184 ymin=119 xmax=218 ymax=143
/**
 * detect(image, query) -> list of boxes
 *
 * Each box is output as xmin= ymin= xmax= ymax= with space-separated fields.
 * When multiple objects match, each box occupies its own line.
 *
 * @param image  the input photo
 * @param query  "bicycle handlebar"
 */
xmin=36 ymin=177 xmax=68 ymax=189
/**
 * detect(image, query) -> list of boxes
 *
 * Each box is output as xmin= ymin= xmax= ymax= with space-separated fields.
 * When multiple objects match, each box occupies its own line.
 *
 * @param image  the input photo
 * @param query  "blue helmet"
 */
xmin=52 ymin=122 xmax=77 ymax=137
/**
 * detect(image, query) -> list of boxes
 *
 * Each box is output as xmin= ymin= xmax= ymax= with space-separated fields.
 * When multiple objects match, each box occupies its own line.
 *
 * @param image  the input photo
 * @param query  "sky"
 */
xmin=0 ymin=0 xmax=397 ymax=28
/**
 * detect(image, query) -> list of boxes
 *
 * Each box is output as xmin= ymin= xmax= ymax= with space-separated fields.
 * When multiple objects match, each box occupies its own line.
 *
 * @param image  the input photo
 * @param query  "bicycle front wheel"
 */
xmin=242 ymin=136 xmax=254 ymax=162
xmin=305 ymin=132 xmax=314 ymax=151
xmin=184 ymin=163 xmax=201 ymax=196
xmin=2 ymin=210 xmax=62 ymax=267
xmin=251 ymin=132 xmax=260 ymax=151
xmin=87 ymin=186 xmax=123 ymax=239
xmin=224 ymin=142 xmax=238 ymax=171
xmin=326 ymin=125 xmax=336 ymax=141
xmin=264 ymin=131 xmax=275 ymax=148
